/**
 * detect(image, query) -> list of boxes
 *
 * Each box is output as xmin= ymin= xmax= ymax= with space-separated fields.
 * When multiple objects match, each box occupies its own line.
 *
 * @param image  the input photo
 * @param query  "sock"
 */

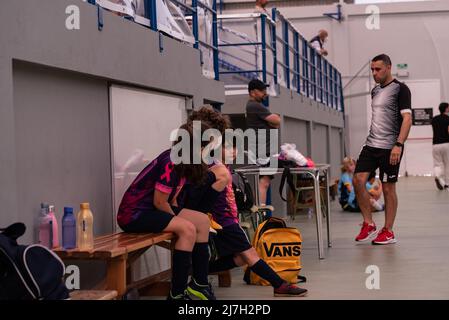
xmin=191 ymin=243 xmax=210 ymax=285
xmin=171 ymin=250 xmax=192 ymax=296
xmin=250 ymin=259 xmax=284 ymax=289
xmin=371 ymin=199 xmax=384 ymax=211
xmin=209 ymin=255 xmax=238 ymax=273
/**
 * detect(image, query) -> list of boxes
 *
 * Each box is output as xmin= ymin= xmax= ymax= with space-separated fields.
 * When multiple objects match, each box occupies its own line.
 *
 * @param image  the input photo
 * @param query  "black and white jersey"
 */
xmin=365 ymin=79 xmax=412 ymax=150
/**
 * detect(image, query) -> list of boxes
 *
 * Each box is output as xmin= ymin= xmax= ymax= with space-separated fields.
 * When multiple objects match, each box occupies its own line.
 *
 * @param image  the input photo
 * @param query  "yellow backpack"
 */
xmin=244 ymin=217 xmax=303 ymax=286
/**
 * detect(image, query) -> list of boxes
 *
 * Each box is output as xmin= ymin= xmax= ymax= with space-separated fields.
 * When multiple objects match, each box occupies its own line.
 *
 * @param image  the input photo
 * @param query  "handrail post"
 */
xmin=339 ymin=71 xmax=345 ymax=114
xmin=302 ymin=38 xmax=309 ymax=97
xmin=294 ymin=32 xmax=300 ymax=94
xmin=144 ymin=0 xmax=158 ymax=31
xmin=192 ymin=0 xmax=199 ymax=49
xmin=212 ymin=0 xmax=219 ymax=80
xmin=283 ymin=20 xmax=290 ymax=89
xmin=334 ymin=68 xmax=339 ymax=110
xmin=271 ymin=8 xmax=278 ymax=85
xmin=261 ymin=14 xmax=267 ymax=84
xmin=310 ymin=46 xmax=316 ymax=100
xmin=317 ymin=55 xmax=323 ymax=103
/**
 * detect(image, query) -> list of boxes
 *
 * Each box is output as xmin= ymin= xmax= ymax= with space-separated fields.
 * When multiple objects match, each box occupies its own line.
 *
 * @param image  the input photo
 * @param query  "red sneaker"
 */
xmin=355 ymin=222 xmax=377 ymax=242
xmin=372 ymin=228 xmax=397 ymax=245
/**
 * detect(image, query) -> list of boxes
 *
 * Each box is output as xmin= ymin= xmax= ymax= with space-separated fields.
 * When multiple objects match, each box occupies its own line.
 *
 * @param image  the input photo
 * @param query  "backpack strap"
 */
xmin=279 ymin=167 xmax=296 ymax=202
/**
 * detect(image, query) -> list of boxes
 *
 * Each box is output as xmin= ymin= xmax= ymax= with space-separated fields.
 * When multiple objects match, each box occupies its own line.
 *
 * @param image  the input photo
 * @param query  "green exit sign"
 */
xmin=397 ymin=63 xmax=408 ymax=70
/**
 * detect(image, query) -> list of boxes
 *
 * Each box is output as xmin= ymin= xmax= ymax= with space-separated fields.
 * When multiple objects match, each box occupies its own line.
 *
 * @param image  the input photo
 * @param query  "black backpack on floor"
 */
xmin=232 ymin=170 xmax=254 ymax=212
xmin=0 ymin=223 xmax=69 ymax=300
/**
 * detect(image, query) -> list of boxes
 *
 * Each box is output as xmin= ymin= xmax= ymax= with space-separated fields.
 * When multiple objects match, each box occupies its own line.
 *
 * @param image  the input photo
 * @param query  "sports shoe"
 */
xmin=435 ymin=178 xmax=444 ymax=190
xmin=167 ymin=290 xmax=192 ymax=300
xmin=372 ymin=227 xmax=397 ymax=245
xmin=355 ymin=222 xmax=377 ymax=242
xmin=274 ymin=282 xmax=308 ymax=297
xmin=187 ymin=279 xmax=216 ymax=300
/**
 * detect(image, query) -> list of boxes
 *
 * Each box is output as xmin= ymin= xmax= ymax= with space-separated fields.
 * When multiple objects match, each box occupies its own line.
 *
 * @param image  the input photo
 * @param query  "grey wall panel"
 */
xmin=12 ymin=61 xmax=112 ymax=243
xmin=311 ymin=124 xmax=328 ymax=165
xmin=283 ymin=117 xmax=309 ymax=157
xmin=330 ymin=127 xmax=343 ymax=179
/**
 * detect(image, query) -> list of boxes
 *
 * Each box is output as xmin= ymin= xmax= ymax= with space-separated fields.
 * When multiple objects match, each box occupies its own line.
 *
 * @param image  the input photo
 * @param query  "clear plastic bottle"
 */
xmin=76 ymin=203 xmax=94 ymax=250
xmin=62 ymin=207 xmax=77 ymax=250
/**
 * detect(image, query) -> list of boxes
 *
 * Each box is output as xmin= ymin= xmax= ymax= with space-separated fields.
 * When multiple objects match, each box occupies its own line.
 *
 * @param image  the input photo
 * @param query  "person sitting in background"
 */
xmin=254 ymin=0 xmax=269 ymax=14
xmin=310 ymin=30 xmax=329 ymax=57
xmin=366 ymin=171 xmax=385 ymax=212
xmin=338 ymin=157 xmax=360 ymax=212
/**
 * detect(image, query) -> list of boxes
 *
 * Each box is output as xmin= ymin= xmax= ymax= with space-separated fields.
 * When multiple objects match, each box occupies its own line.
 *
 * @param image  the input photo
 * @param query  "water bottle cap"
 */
xmin=49 ymin=205 xmax=55 ymax=213
xmin=41 ymin=203 xmax=49 ymax=209
xmin=80 ymin=203 xmax=90 ymax=209
xmin=64 ymin=207 xmax=73 ymax=214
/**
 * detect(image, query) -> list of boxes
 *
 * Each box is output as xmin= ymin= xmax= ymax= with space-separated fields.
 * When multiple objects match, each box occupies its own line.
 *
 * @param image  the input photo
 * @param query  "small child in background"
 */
xmin=338 ymin=157 xmax=360 ymax=212
xmin=366 ymin=171 xmax=384 ymax=212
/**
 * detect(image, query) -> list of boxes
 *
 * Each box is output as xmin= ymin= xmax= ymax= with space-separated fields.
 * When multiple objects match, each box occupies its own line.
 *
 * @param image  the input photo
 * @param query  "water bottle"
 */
xmin=38 ymin=203 xmax=51 ymax=248
xmin=62 ymin=207 xmax=77 ymax=250
xmin=76 ymin=203 xmax=94 ymax=250
xmin=48 ymin=205 xmax=60 ymax=249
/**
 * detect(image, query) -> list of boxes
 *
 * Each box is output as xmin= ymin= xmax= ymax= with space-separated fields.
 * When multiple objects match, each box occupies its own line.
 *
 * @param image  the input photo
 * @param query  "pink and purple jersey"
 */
xmin=117 ymin=149 xmax=185 ymax=227
xmin=211 ymin=166 xmax=239 ymax=227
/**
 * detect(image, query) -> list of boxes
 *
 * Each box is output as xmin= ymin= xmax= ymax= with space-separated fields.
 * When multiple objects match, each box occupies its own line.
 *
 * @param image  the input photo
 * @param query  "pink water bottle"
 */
xmin=38 ymin=203 xmax=51 ymax=248
xmin=48 ymin=205 xmax=60 ymax=249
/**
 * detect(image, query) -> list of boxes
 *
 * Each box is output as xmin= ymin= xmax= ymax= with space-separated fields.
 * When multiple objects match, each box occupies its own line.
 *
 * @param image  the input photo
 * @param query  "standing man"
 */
xmin=353 ymin=54 xmax=412 ymax=245
xmin=246 ymin=79 xmax=281 ymax=206
xmin=431 ymin=102 xmax=449 ymax=190
xmin=310 ymin=30 xmax=329 ymax=57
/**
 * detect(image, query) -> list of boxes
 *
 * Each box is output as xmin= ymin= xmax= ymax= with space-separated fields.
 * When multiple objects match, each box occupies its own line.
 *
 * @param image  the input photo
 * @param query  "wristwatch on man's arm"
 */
xmin=395 ymin=141 xmax=404 ymax=148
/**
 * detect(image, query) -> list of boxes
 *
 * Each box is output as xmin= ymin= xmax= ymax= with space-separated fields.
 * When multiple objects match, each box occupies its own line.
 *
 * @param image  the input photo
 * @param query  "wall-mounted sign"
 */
xmin=397 ymin=63 xmax=408 ymax=70
xmin=412 ymin=108 xmax=433 ymax=126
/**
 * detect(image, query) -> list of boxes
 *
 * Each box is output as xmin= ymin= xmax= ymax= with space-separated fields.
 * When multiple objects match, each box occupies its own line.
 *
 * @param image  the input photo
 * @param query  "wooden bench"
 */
xmin=54 ymin=232 xmax=231 ymax=299
xmin=69 ymin=290 xmax=118 ymax=300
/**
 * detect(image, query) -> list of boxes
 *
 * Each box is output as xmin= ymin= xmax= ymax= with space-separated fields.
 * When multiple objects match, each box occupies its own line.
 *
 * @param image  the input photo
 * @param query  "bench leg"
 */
xmin=106 ymin=256 xmax=127 ymax=298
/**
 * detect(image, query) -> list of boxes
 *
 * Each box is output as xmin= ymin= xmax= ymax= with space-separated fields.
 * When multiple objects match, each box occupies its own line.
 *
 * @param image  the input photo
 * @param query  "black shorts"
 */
xmin=120 ymin=205 xmax=181 ymax=233
xmin=213 ymin=223 xmax=253 ymax=257
xmin=354 ymin=145 xmax=403 ymax=183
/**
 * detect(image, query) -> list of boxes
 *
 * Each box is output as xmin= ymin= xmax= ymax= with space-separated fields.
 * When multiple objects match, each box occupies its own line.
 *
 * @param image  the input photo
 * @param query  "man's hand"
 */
xmin=390 ymin=146 xmax=402 ymax=165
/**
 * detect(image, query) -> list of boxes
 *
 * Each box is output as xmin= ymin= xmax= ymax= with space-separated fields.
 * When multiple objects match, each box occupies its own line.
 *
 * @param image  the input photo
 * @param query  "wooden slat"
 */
xmin=55 ymin=232 xmax=175 ymax=259
xmin=127 ymin=269 xmax=172 ymax=291
xmin=69 ymin=290 xmax=118 ymax=300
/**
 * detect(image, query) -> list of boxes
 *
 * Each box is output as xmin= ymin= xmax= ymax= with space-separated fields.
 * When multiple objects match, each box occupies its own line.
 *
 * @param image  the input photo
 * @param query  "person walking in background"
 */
xmin=353 ymin=54 xmax=412 ymax=245
xmin=310 ymin=30 xmax=329 ymax=57
xmin=431 ymin=102 xmax=449 ymax=190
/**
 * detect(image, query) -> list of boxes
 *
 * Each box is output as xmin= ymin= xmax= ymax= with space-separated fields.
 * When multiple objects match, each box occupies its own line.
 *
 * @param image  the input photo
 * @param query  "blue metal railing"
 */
xmin=85 ymin=1 xmax=344 ymax=113
xmin=87 ymin=0 xmax=219 ymax=81
xmin=217 ymin=9 xmax=344 ymax=113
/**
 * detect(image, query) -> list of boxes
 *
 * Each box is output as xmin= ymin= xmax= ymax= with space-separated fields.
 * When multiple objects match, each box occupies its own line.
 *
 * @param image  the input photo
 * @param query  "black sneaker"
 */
xmin=187 ymin=279 xmax=216 ymax=300
xmin=167 ymin=290 xmax=192 ymax=300
xmin=274 ymin=282 xmax=308 ymax=297
xmin=435 ymin=178 xmax=444 ymax=190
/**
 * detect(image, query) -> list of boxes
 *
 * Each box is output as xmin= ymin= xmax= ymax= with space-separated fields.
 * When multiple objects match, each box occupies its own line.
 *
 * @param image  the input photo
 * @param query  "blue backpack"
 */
xmin=0 ymin=223 xmax=69 ymax=300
